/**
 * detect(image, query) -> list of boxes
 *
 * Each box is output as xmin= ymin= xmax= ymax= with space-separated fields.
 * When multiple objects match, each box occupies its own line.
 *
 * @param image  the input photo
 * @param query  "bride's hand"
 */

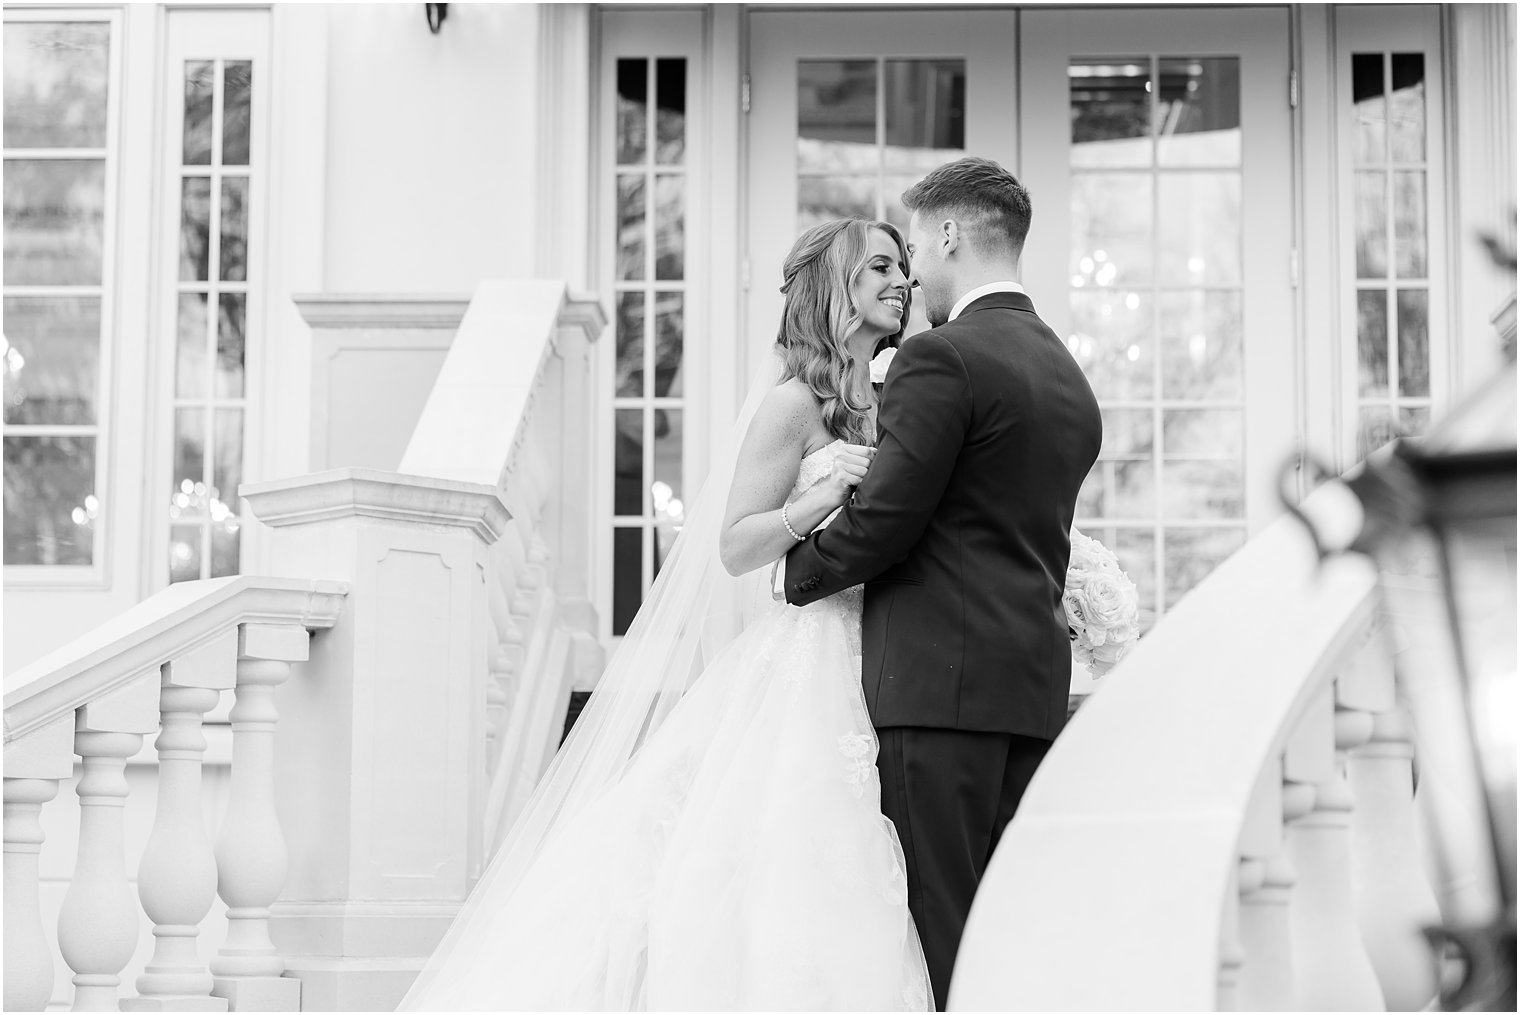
xmin=822 ymin=444 xmax=875 ymax=505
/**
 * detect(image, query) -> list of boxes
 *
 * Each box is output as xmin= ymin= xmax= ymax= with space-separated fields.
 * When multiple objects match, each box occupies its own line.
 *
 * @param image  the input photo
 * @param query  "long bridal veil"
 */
xmin=398 ymin=356 xmax=783 ymax=1008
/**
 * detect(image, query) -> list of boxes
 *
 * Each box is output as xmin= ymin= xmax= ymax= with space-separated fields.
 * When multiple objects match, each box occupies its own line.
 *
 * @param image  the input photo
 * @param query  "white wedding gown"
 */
xmin=414 ymin=440 xmax=931 ymax=1010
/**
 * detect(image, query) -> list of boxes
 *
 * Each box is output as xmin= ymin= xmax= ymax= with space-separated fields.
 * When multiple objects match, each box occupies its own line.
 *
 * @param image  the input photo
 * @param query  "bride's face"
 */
xmin=850 ymin=229 xmax=909 ymax=343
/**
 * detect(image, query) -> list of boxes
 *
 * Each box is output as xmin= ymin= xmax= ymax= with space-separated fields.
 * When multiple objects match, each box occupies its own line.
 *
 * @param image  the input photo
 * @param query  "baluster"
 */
xmin=1217 ymin=863 xmax=1244 ymax=1011
xmin=5 ymin=715 xmax=74 ymax=1013
xmin=210 ymin=625 xmax=305 ymax=1012
xmin=1239 ymin=849 xmax=1300 ymax=1011
xmin=6 ymin=777 xmax=62 ymax=1011
xmin=127 ymin=635 xmax=237 ymax=1012
xmin=1350 ymin=707 xmax=1441 ymax=1010
xmin=1287 ymin=699 xmax=1386 ymax=1010
xmin=59 ymin=677 xmax=158 ymax=1012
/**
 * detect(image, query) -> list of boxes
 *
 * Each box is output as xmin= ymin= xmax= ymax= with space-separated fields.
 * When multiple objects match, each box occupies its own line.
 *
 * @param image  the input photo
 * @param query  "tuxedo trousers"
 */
xmin=875 ymin=726 xmax=1051 ymax=1011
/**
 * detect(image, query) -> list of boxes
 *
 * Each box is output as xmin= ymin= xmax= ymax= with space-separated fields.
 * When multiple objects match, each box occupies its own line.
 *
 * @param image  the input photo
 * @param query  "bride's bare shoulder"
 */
xmin=742 ymin=379 xmax=825 ymax=458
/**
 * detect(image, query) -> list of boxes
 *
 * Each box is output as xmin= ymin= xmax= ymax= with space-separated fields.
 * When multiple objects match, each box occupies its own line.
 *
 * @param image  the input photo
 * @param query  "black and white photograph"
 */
xmin=2 ymin=2 xmax=1515 ymax=1011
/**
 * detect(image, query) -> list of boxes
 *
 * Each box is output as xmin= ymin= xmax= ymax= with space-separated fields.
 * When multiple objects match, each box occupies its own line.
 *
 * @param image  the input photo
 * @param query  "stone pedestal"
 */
xmin=243 ymin=468 xmax=507 ymax=1010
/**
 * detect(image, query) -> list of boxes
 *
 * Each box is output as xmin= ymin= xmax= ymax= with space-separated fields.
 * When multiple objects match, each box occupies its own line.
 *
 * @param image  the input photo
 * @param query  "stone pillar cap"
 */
xmin=242 ymin=468 xmax=511 ymax=544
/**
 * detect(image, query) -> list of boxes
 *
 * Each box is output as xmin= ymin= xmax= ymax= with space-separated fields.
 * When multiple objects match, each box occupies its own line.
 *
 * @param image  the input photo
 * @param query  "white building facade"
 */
xmin=5 ymin=1 xmax=1515 ymax=665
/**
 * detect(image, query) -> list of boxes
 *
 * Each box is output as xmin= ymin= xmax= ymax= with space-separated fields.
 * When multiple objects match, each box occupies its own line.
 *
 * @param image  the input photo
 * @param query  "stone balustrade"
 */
xmin=951 ymin=479 xmax=1450 ymax=1011
xmin=3 ymin=577 xmax=346 ymax=1012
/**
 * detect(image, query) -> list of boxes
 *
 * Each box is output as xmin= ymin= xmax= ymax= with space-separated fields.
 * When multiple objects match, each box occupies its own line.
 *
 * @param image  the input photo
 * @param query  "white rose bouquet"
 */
xmin=1065 ymin=528 xmax=1140 ymax=678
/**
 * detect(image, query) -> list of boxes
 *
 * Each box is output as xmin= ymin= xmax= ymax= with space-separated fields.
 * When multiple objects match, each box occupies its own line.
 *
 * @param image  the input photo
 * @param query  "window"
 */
xmin=1067 ymin=55 xmax=1247 ymax=629
xmin=1350 ymin=51 xmax=1433 ymax=458
xmin=796 ymin=58 xmax=965 ymax=232
xmin=2 ymin=13 xmax=119 ymax=574
xmin=611 ymin=56 xmax=689 ymax=635
xmin=167 ymin=57 xmax=254 ymax=583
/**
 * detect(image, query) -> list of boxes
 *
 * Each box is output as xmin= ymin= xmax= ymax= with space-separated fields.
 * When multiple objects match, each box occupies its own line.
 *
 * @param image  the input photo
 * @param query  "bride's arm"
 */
xmin=719 ymin=383 xmax=863 ymax=577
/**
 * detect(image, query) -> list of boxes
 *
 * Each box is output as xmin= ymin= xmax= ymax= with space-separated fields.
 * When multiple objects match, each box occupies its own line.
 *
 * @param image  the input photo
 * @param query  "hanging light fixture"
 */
xmin=1289 ymin=352 xmax=1516 ymax=1010
xmin=424 ymin=3 xmax=447 ymax=35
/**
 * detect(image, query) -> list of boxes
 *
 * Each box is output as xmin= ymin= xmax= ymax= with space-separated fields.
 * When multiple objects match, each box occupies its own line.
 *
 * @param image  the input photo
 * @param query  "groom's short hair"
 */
xmin=901 ymin=157 xmax=1031 ymax=262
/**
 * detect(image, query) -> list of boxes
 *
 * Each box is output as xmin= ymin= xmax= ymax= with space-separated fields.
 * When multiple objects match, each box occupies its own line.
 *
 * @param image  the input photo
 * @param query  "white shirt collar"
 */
xmin=948 ymin=281 xmax=1026 ymax=322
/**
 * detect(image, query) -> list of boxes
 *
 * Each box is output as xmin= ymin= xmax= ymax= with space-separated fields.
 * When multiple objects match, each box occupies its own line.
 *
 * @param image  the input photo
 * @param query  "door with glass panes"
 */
xmin=746 ymin=6 xmax=1293 ymax=629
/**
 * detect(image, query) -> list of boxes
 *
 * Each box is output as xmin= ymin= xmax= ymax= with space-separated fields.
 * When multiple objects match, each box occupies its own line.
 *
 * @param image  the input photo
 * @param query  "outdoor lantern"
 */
xmin=1297 ymin=356 xmax=1516 ymax=1011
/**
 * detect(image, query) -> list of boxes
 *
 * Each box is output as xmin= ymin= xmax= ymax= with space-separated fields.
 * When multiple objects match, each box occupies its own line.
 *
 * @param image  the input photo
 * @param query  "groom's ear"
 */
xmin=940 ymin=219 xmax=960 ymax=256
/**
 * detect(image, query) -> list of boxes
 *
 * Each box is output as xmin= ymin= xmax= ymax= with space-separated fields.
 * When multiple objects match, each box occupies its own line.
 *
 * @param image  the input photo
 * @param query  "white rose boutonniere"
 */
xmin=869 ymin=347 xmax=898 ymax=385
xmin=1064 ymin=528 xmax=1141 ymax=677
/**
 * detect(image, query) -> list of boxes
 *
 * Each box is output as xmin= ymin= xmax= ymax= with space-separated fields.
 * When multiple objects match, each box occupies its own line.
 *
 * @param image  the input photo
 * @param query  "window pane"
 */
xmin=1159 ymin=290 xmax=1243 ymax=401
xmin=1099 ymin=408 xmax=1153 ymax=460
xmin=1163 ymin=409 xmax=1243 ymax=459
xmin=1393 ymin=170 xmax=1426 ymax=278
xmin=612 ymin=526 xmax=642 ymax=636
xmin=1071 ymin=173 xmax=1153 ymax=286
xmin=1351 ymin=53 xmax=1387 ymax=165
xmin=183 ymin=60 xmax=214 ymax=166
xmin=1069 ymin=59 xmax=1152 ymax=168
xmin=799 ymin=175 xmax=875 ymax=231
xmin=615 ymin=291 xmax=644 ymax=397
xmin=654 ymin=524 xmax=680 ymax=575
xmin=4 ymin=434 xmax=96 ymax=565
xmin=652 ymin=408 xmax=682 ymax=520
xmin=210 ymin=520 xmax=240 ymax=578
xmin=4 ymin=22 xmax=111 ymax=149
xmin=654 ymin=58 xmax=685 ymax=165
xmin=217 ymin=293 xmax=246 ymax=398
xmin=798 ymin=60 xmax=876 ymax=173
xmin=1354 ymin=170 xmax=1388 ymax=278
xmin=1357 ymin=289 xmax=1389 ymax=397
xmin=1113 ymin=527 xmax=1158 ymax=630
xmin=653 ymin=174 xmax=683 ymax=281
xmin=1157 ymin=172 xmax=1241 ymax=285
xmin=172 ymin=408 xmax=207 ymax=514
xmin=1070 ymin=289 xmax=1152 ymax=400
xmin=1156 ymin=57 xmax=1240 ymax=167
xmin=1162 ymin=461 xmax=1244 ymax=519
xmin=222 ymin=61 xmax=253 ymax=166
xmin=176 ymin=292 xmax=209 ymax=398
xmin=169 ymin=523 xmax=202 ymax=583
xmin=614 ymin=408 xmax=642 ymax=516
xmin=1389 ymin=53 xmax=1425 ymax=163
xmin=1396 ymin=288 xmax=1430 ymax=397
xmin=3 ymin=158 xmax=106 ymax=286
xmin=213 ymin=408 xmax=242 ymax=512
xmin=179 ymin=176 xmax=212 ymax=281
xmin=220 ymin=176 xmax=249 ymax=282
xmin=654 ymin=291 xmax=684 ymax=398
xmin=1164 ymin=527 xmax=1245 ymax=607
xmin=1358 ymin=404 xmax=1401 ymax=458
xmin=1077 ymin=469 xmax=1104 ymax=518
xmin=1108 ymin=461 xmax=1156 ymax=519
xmin=616 ymin=59 xmax=647 ymax=165
xmin=616 ymin=174 xmax=645 ymax=281
xmin=2 ymin=296 xmax=101 ymax=424
xmin=884 ymin=60 xmax=965 ymax=172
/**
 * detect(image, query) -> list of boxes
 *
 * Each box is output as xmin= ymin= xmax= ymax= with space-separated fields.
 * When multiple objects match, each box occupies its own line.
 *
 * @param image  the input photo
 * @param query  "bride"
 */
xmin=400 ymin=218 xmax=933 ymax=1011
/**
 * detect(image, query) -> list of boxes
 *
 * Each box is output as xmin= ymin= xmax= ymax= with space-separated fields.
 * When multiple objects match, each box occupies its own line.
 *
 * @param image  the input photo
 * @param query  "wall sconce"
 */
xmin=424 ymin=3 xmax=447 ymax=35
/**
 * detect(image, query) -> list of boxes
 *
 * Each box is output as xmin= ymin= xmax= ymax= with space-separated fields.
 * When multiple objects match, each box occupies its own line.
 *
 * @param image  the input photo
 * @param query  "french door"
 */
xmin=745 ymin=7 xmax=1294 ymax=628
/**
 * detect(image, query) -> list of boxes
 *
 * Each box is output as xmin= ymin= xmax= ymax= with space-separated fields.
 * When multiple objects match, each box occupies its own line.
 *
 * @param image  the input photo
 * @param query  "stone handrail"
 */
xmin=4 ymin=576 xmax=348 ymax=1012
xmin=399 ymin=279 xmax=607 ymax=851
xmin=952 ymin=481 xmax=1443 ymax=1010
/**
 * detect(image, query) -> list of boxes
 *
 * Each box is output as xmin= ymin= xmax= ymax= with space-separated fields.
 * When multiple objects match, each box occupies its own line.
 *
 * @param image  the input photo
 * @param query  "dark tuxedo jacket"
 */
xmin=784 ymin=291 xmax=1102 ymax=740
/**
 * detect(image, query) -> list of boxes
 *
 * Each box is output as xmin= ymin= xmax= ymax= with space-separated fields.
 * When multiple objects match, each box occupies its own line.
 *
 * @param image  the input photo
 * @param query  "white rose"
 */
xmin=869 ymin=347 xmax=897 ymax=384
xmin=1084 ymin=572 xmax=1139 ymax=640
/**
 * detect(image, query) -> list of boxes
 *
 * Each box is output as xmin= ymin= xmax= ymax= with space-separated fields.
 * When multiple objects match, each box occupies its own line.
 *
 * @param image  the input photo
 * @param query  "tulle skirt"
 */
xmin=414 ymin=589 xmax=931 ymax=1011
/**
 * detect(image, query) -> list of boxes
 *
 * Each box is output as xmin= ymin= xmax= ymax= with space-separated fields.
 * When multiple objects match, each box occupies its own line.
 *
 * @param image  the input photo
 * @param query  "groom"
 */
xmin=784 ymin=157 xmax=1102 ymax=1009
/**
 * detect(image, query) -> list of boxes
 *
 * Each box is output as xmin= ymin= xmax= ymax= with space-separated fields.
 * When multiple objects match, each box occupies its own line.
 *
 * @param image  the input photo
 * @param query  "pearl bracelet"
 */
xmin=781 ymin=501 xmax=807 ymax=542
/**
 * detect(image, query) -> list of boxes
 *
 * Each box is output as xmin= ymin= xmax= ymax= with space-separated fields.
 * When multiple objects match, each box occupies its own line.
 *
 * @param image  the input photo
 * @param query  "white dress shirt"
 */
xmin=947 ymin=280 xmax=1026 ymax=322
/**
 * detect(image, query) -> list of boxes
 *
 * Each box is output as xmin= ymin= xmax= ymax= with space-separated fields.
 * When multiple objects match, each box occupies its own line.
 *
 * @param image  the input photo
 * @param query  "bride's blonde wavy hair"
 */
xmin=776 ymin=219 xmax=911 ymax=445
